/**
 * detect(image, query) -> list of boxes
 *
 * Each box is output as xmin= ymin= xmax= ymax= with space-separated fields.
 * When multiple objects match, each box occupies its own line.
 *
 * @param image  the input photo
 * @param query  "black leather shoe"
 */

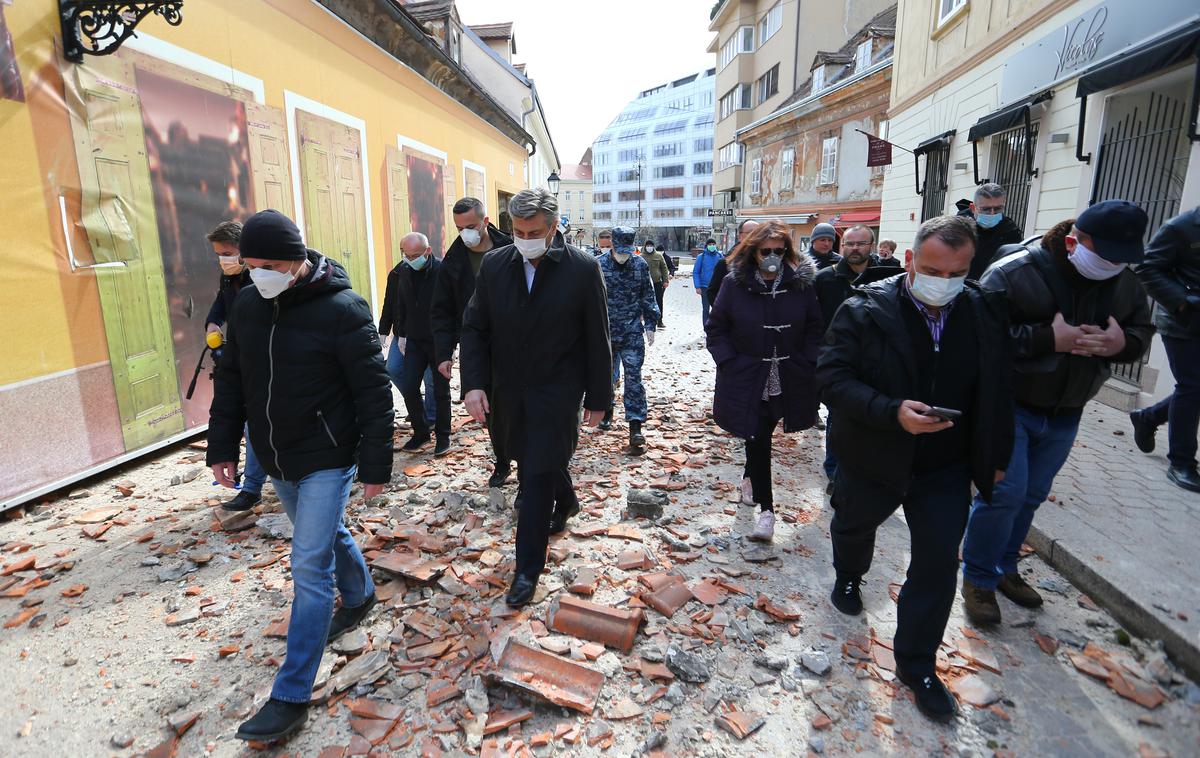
xmin=1168 ymin=466 xmax=1200 ymax=493
xmin=235 ymin=698 xmax=309 ymax=742
xmin=549 ymin=494 xmax=581 ymax=535
xmin=402 ymin=431 xmax=430 ymax=452
xmin=1129 ymin=411 xmax=1157 ymax=454
xmin=488 ymin=463 xmax=512 ymax=488
xmin=629 ymin=420 xmax=646 ymax=448
xmin=830 ymin=575 xmax=863 ymax=616
xmin=896 ymin=666 xmax=957 ymax=722
xmin=505 ymin=575 xmax=537 ymax=607
xmin=328 ymin=593 xmax=376 ymax=642
xmin=222 ymin=490 xmax=261 ymax=512
xmin=434 ymin=435 xmax=453 ymax=457
xmin=598 ymin=407 xmax=614 ymax=431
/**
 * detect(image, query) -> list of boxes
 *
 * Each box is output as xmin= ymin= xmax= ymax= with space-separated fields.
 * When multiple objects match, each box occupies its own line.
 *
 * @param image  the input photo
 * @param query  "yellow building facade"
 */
xmin=0 ymin=0 xmax=533 ymax=508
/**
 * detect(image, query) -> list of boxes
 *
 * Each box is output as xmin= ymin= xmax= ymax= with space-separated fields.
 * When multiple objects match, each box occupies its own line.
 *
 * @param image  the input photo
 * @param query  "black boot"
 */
xmin=488 ymin=461 xmax=512 ymax=488
xmin=629 ymin=420 xmax=646 ymax=448
xmin=830 ymin=575 xmax=863 ymax=616
xmin=401 ymin=430 xmax=431 ymax=452
xmin=434 ymin=435 xmax=453 ymax=457
xmin=896 ymin=667 xmax=958 ymax=722
xmin=1129 ymin=411 xmax=1157 ymax=454
xmin=328 ymin=593 xmax=377 ymax=642
xmin=1168 ymin=466 xmax=1200 ymax=493
xmin=598 ymin=407 xmax=614 ymax=431
xmin=549 ymin=493 xmax=581 ymax=535
xmin=222 ymin=490 xmax=261 ymax=512
xmin=235 ymin=699 xmax=309 ymax=742
xmin=505 ymin=574 xmax=538 ymax=607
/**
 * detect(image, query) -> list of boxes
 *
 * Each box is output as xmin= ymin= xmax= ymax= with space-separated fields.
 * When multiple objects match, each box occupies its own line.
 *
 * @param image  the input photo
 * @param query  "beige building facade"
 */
xmin=558 ymin=164 xmax=595 ymax=246
xmin=707 ymin=0 xmax=896 ymax=228
xmin=880 ymin=0 xmax=1200 ymax=406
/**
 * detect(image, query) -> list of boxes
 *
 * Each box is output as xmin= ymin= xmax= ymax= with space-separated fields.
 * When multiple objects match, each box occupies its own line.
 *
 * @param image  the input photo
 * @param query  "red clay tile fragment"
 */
xmin=948 ymin=673 xmax=999 ymax=707
xmin=714 ymin=710 xmax=765 ymax=739
xmin=489 ymin=639 xmax=605 ymax=714
xmin=426 ymin=679 xmax=461 ymax=707
xmin=1 ymin=556 xmax=35 ymax=576
xmin=74 ymin=505 xmax=123 ymax=524
xmin=60 ymin=584 xmax=88 ymax=598
xmin=754 ymin=593 xmax=800 ymax=621
xmin=371 ymin=551 xmax=446 ymax=582
xmin=604 ymin=697 xmax=645 ymax=720
xmin=548 ymin=595 xmax=643 ymax=652
xmin=962 ymin=638 xmax=1001 ymax=675
xmin=606 ymin=524 xmax=644 ymax=542
xmin=482 ymin=708 xmax=533 ymax=735
xmin=689 ymin=580 xmax=728 ymax=606
xmin=1067 ymin=651 xmax=1110 ymax=681
xmin=643 ymin=580 xmax=693 ymax=618
xmin=4 ymin=607 xmax=38 ymax=629
xmin=569 ymin=568 xmax=599 ymax=596
xmin=347 ymin=698 xmax=403 ymax=721
xmin=350 ymin=717 xmax=395 ymax=745
xmin=1034 ymin=633 xmax=1059 ymax=655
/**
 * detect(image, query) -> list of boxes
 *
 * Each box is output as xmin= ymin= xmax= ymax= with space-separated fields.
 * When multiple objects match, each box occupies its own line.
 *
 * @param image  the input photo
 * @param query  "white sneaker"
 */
xmin=750 ymin=511 xmax=775 ymax=542
xmin=739 ymin=478 xmax=755 ymax=506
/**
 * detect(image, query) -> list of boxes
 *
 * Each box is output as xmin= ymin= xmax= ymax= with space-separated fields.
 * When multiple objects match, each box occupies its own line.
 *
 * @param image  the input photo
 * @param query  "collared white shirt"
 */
xmin=523 ymin=257 xmax=536 ymax=292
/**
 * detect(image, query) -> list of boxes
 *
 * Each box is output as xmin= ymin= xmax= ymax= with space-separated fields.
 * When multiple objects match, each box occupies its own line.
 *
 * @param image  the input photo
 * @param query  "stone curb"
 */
xmin=1026 ymin=524 xmax=1200 ymax=682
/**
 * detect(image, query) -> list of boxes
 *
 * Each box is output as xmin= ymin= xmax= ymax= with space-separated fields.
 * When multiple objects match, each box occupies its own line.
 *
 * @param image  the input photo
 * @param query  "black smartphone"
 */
xmin=920 ymin=406 xmax=962 ymax=422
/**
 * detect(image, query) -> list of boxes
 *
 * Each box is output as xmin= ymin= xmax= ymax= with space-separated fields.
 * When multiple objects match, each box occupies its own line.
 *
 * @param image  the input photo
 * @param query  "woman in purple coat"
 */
xmin=706 ymin=221 xmax=824 ymax=542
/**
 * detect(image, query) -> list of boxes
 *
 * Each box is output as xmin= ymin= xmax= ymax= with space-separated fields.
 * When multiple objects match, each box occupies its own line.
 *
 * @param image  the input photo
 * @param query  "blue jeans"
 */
xmin=241 ymin=422 xmax=267 ymax=495
xmin=1138 ymin=335 xmax=1200 ymax=469
xmin=269 ymin=465 xmax=374 ymax=703
xmin=700 ymin=290 xmax=712 ymax=326
xmin=962 ymin=405 xmax=1080 ymax=590
xmin=386 ymin=338 xmax=435 ymax=425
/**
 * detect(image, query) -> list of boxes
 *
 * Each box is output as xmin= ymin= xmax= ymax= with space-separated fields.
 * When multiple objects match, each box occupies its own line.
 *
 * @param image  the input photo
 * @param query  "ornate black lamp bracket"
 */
xmin=60 ymin=1 xmax=184 ymax=63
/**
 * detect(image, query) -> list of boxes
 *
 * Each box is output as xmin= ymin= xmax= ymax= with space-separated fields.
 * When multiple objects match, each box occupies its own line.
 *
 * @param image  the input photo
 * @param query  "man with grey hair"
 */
xmin=432 ymin=196 xmax=513 ymax=485
xmin=817 ymin=214 xmax=1014 ymax=722
xmin=957 ymin=182 xmax=1023 ymax=281
xmin=379 ymin=232 xmax=453 ymax=456
xmin=460 ymin=188 xmax=613 ymax=607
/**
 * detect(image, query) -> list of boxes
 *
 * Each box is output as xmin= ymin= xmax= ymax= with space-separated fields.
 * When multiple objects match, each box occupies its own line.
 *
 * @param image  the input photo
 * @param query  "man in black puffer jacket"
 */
xmin=818 ymin=215 xmax=1014 ymax=723
xmin=207 ymin=210 xmax=393 ymax=744
xmin=961 ymin=201 xmax=1152 ymax=628
xmin=955 ymin=183 xmax=1023 ymax=281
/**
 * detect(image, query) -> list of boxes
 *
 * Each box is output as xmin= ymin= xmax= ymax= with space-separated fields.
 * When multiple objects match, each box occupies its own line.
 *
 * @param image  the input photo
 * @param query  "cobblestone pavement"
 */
xmin=1029 ymin=395 xmax=1200 ymax=680
xmin=0 ymin=270 xmax=1195 ymax=758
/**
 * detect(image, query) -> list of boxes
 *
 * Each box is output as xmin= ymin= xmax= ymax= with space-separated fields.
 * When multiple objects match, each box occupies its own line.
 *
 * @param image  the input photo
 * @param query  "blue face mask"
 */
xmin=976 ymin=213 xmax=1002 ymax=229
xmin=406 ymin=254 xmax=428 ymax=271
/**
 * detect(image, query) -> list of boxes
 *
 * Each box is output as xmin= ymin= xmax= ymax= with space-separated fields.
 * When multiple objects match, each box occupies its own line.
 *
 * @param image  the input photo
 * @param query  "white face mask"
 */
xmin=1068 ymin=241 xmax=1126 ymax=281
xmin=644 ymin=246 xmax=655 ymax=253
xmin=460 ymin=226 xmax=482 ymax=248
xmin=218 ymin=255 xmax=243 ymax=275
xmin=514 ymin=234 xmax=549 ymax=260
xmin=612 ymin=251 xmax=630 ymax=263
xmin=250 ymin=263 xmax=299 ymax=299
xmin=910 ymin=272 xmax=966 ymax=307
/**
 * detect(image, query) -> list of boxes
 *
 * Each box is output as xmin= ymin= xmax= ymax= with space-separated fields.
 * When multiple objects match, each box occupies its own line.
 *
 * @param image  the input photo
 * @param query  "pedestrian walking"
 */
xmin=707 ymin=219 xmax=760 ymax=307
xmin=641 ymin=238 xmax=671 ymax=328
xmin=460 ymin=189 xmax=612 ymax=607
xmin=597 ymin=227 xmax=660 ymax=445
xmin=956 ymin=183 xmax=1023 ymax=281
xmin=962 ymin=202 xmax=1153 ymax=625
xmin=430 ymin=197 xmax=515 ymax=485
xmin=707 ymin=221 xmax=823 ymax=542
xmin=818 ymin=215 xmax=1014 ymax=722
xmin=380 ymin=247 xmax=436 ymax=431
xmin=807 ymin=223 xmax=842 ymax=270
xmin=812 ymin=224 xmax=881 ymax=489
xmin=381 ymin=232 xmax=453 ymax=456
xmin=207 ymin=209 xmax=393 ymax=742
xmin=693 ymin=237 xmax=723 ymax=326
xmin=204 ymin=220 xmax=270 ymax=512
xmin=594 ymin=228 xmax=613 ymax=257
xmin=1131 ymin=206 xmax=1200 ymax=492
xmin=877 ymin=237 xmax=902 ymax=268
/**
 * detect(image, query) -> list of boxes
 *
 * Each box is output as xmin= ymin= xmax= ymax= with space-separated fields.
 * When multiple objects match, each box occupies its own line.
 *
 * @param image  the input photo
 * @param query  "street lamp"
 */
xmin=547 ymin=170 xmax=560 ymax=196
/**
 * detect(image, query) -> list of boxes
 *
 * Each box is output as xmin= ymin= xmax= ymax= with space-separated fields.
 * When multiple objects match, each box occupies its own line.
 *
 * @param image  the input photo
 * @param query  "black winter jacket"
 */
xmin=205 ymin=269 xmax=251 ymax=328
xmin=816 ymin=274 xmax=1014 ymax=501
xmin=956 ymin=204 xmax=1024 ymax=281
xmin=983 ymin=244 xmax=1153 ymax=412
xmin=379 ymin=257 xmax=441 ymax=344
xmin=1135 ymin=207 xmax=1200 ymax=340
xmin=813 ymin=257 xmax=882 ymax=329
xmin=430 ymin=224 xmax=512 ymax=364
xmin=207 ymin=252 xmax=395 ymax=484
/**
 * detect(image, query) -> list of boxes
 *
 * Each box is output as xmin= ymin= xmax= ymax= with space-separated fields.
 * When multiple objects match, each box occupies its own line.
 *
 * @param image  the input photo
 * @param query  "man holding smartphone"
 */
xmin=817 ymin=215 xmax=1014 ymax=722
xmin=961 ymin=202 xmax=1152 ymax=625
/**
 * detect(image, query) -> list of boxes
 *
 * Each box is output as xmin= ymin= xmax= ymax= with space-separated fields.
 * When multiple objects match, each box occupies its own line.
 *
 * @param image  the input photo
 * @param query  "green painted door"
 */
xmin=384 ymin=145 xmax=410 ymax=271
xmin=331 ymin=121 xmax=371 ymax=300
xmin=296 ymin=109 xmax=338 ymax=258
xmin=67 ymin=56 xmax=184 ymax=449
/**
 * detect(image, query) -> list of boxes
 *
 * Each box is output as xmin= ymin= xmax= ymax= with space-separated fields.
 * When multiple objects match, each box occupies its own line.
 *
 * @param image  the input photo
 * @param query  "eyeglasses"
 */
xmin=976 ymin=205 xmax=1004 ymax=214
xmin=841 ymin=241 xmax=872 ymax=248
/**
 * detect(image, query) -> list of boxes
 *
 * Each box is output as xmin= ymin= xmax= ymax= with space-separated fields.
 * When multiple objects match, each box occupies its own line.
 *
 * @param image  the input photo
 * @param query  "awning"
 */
xmin=913 ymin=130 xmax=956 ymax=155
xmin=1076 ymin=20 xmax=1200 ymax=97
xmin=967 ymin=89 xmax=1053 ymax=142
xmin=831 ymin=211 xmax=880 ymax=228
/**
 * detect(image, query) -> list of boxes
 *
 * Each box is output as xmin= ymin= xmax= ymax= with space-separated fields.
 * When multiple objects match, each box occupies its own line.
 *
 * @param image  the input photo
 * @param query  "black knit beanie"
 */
xmin=239 ymin=209 xmax=307 ymax=261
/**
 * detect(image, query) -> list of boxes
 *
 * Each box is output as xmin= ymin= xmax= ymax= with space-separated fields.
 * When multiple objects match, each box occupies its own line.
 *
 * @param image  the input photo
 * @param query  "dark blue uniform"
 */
xmin=598 ymin=251 xmax=659 ymax=422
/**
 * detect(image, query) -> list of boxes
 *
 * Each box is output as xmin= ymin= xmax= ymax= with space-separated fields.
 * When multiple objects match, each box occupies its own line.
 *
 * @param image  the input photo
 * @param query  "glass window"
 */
xmin=718 ymin=142 xmax=744 ymax=170
xmin=938 ymin=0 xmax=967 ymax=25
xmin=653 ymin=165 xmax=686 ymax=179
xmin=618 ymin=190 xmax=645 ymax=202
xmin=654 ymin=208 xmax=685 ymax=219
xmin=820 ymin=136 xmax=839 ymax=185
xmin=593 ymin=192 xmax=611 ymax=203
xmin=653 ymin=187 xmax=685 ymax=200
xmin=756 ymin=65 xmax=779 ymax=105
xmin=693 ymin=184 xmax=713 ymax=198
xmin=780 ymin=147 xmax=795 ymax=190
xmin=758 ymin=3 xmax=783 ymax=45
xmin=811 ymin=66 xmax=825 ymax=93
xmin=693 ymin=161 xmax=713 ymax=175
xmin=694 ymin=137 xmax=713 ymax=153
xmin=654 ymin=119 xmax=689 ymax=135
xmin=750 ymin=157 xmax=762 ymax=194
xmin=694 ymin=112 xmax=714 ymax=128
xmin=578 ymin=209 xmax=584 ymax=221
xmin=720 ymin=26 xmax=755 ymax=69
xmin=856 ymin=39 xmax=873 ymax=71
xmin=618 ymin=169 xmax=639 ymax=182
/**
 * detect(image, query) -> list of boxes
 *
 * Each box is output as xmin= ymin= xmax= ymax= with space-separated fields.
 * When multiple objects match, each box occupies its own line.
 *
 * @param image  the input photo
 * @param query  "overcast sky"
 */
xmin=454 ymin=0 xmax=716 ymax=165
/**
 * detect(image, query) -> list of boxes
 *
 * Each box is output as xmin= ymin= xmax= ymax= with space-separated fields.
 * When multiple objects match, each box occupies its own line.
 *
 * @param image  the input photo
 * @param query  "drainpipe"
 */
xmin=521 ymin=93 xmax=538 ymax=187
xmin=792 ymin=0 xmax=802 ymax=97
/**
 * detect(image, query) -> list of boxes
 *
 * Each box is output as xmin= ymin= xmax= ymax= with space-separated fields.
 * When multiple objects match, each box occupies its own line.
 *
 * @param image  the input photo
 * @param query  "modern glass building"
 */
xmin=589 ymin=69 xmax=716 ymax=252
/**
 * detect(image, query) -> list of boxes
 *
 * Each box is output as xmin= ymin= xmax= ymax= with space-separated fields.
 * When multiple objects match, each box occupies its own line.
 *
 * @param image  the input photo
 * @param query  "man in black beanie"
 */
xmin=207 ymin=209 xmax=394 ymax=743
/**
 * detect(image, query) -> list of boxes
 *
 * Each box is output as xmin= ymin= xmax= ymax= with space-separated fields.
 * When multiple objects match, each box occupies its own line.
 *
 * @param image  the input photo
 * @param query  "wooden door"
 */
xmin=331 ymin=122 xmax=371 ymax=297
xmin=295 ymin=109 xmax=338 ymax=257
xmin=66 ymin=56 xmax=183 ymax=449
xmin=246 ymin=102 xmax=294 ymax=215
xmin=441 ymin=162 xmax=457 ymax=256
xmin=384 ymin=145 xmax=410 ymax=270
